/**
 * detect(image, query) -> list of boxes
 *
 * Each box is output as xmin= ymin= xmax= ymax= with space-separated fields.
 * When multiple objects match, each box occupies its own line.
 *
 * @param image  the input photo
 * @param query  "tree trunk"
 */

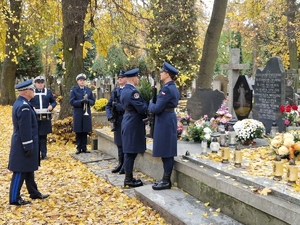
xmin=0 ymin=0 xmax=22 ymax=105
xmin=59 ymin=0 xmax=89 ymax=119
xmin=196 ymin=0 xmax=228 ymax=89
xmin=286 ymin=0 xmax=298 ymax=70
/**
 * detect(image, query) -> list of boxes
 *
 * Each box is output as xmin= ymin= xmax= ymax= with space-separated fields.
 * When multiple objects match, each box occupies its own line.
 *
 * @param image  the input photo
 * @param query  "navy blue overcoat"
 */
xmin=120 ymin=84 xmax=148 ymax=153
xmin=70 ymin=86 xmax=95 ymax=133
xmin=30 ymin=88 xmax=57 ymax=135
xmin=8 ymin=96 xmax=39 ymax=172
xmin=105 ymin=87 xmax=124 ymax=146
xmin=148 ymin=81 xmax=180 ymax=157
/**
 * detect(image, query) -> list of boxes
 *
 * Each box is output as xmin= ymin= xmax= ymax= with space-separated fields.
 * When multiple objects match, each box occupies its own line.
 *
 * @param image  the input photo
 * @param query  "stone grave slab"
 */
xmin=253 ymin=56 xmax=285 ymax=133
xmin=186 ymin=88 xmax=225 ymax=120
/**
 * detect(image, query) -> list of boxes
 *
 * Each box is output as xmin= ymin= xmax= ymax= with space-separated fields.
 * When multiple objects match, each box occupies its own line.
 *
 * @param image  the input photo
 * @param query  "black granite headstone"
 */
xmin=186 ymin=88 xmax=225 ymax=120
xmin=253 ymin=57 xmax=285 ymax=133
xmin=233 ymin=75 xmax=253 ymax=120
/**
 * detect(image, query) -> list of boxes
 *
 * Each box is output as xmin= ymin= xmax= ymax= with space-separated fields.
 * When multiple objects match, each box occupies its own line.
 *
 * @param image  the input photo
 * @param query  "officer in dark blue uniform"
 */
xmin=120 ymin=68 xmax=148 ymax=187
xmin=105 ymin=70 xmax=126 ymax=174
xmin=70 ymin=73 xmax=95 ymax=154
xmin=30 ymin=76 xmax=57 ymax=160
xmin=9 ymin=80 xmax=50 ymax=205
xmin=148 ymin=62 xmax=180 ymax=190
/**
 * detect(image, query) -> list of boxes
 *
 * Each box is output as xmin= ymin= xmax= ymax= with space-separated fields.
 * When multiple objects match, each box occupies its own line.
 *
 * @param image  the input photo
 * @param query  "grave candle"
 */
xmin=201 ymin=138 xmax=207 ymax=155
xmin=287 ymin=165 xmax=298 ymax=185
xmin=273 ymin=160 xmax=284 ymax=181
xmin=221 ymin=147 xmax=231 ymax=163
xmin=234 ymin=144 xmax=242 ymax=167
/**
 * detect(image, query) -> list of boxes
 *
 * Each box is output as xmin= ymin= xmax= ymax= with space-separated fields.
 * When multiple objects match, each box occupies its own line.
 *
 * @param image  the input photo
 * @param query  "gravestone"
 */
xmin=213 ymin=74 xmax=228 ymax=95
xmin=220 ymin=49 xmax=250 ymax=118
xmin=285 ymin=86 xmax=294 ymax=104
xmin=252 ymin=57 xmax=285 ymax=133
xmin=233 ymin=75 xmax=253 ymax=120
xmin=186 ymin=89 xmax=225 ymax=120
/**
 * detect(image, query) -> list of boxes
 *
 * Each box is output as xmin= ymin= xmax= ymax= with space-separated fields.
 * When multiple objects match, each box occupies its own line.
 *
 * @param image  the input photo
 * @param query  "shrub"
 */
xmin=93 ymin=98 xmax=108 ymax=112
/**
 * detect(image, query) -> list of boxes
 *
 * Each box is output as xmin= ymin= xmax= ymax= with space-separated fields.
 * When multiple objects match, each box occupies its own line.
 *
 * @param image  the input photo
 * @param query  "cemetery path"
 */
xmin=0 ymin=106 xmax=167 ymax=225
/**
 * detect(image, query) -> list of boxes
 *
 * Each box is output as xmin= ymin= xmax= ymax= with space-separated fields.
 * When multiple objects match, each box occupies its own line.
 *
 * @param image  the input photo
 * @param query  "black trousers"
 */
xmin=117 ymin=146 xmax=124 ymax=158
xmin=39 ymin=135 xmax=47 ymax=157
xmin=9 ymin=171 xmax=40 ymax=203
xmin=124 ymin=153 xmax=138 ymax=173
xmin=76 ymin=132 xmax=88 ymax=151
xmin=162 ymin=157 xmax=174 ymax=174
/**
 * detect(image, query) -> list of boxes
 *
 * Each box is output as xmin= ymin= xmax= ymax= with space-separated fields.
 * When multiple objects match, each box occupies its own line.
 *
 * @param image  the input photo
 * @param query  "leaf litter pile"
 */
xmin=0 ymin=106 xmax=166 ymax=225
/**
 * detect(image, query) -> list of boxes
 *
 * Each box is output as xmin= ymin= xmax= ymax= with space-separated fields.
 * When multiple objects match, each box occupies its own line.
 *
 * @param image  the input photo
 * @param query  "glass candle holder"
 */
xmin=273 ymin=160 xmax=284 ymax=181
xmin=221 ymin=147 xmax=231 ymax=163
xmin=287 ymin=165 xmax=298 ymax=185
xmin=201 ymin=138 xmax=207 ymax=154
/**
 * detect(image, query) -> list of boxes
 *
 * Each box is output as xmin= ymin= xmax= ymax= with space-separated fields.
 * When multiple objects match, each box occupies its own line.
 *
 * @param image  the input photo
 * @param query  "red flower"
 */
xmin=279 ymin=105 xmax=285 ymax=113
xmin=286 ymin=105 xmax=292 ymax=113
xmin=292 ymin=105 xmax=298 ymax=111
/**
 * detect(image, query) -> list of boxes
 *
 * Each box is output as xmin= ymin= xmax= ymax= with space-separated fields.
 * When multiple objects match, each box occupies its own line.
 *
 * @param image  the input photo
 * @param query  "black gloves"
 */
xmin=25 ymin=150 xmax=33 ymax=157
xmin=81 ymin=99 xmax=88 ymax=104
xmin=108 ymin=116 xmax=116 ymax=123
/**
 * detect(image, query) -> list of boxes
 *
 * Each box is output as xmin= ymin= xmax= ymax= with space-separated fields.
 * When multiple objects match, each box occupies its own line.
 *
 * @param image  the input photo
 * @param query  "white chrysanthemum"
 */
xmin=273 ymin=134 xmax=283 ymax=142
xmin=278 ymin=146 xmax=289 ymax=155
xmin=283 ymin=138 xmax=294 ymax=147
xmin=203 ymin=127 xmax=212 ymax=134
xmin=204 ymin=133 xmax=211 ymax=140
xmin=283 ymin=133 xmax=294 ymax=140
xmin=271 ymin=139 xmax=282 ymax=148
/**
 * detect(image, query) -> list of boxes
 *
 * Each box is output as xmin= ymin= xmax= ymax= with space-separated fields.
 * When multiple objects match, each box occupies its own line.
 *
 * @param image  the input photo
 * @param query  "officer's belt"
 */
xmin=164 ymin=108 xmax=175 ymax=112
xmin=125 ymin=110 xmax=138 ymax=114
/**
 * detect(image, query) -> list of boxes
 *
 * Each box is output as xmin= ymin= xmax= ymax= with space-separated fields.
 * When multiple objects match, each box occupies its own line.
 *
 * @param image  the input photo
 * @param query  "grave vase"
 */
xmin=285 ymin=124 xmax=300 ymax=132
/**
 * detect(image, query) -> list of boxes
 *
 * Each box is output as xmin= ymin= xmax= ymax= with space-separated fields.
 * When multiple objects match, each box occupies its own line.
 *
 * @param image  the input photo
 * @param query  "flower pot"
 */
xmin=243 ymin=139 xmax=255 ymax=146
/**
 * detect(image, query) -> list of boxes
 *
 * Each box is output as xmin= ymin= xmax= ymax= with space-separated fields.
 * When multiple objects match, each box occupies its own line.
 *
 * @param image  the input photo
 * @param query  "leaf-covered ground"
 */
xmin=0 ymin=106 xmax=167 ymax=225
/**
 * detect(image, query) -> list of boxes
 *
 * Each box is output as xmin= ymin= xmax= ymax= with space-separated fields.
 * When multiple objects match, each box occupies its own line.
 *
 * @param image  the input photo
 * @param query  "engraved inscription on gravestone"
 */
xmin=253 ymin=57 xmax=285 ymax=133
xmin=186 ymin=89 xmax=225 ymax=120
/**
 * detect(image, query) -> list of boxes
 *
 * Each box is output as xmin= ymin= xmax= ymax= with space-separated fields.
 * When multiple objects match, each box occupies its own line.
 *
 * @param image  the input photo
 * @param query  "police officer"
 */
xmin=148 ymin=62 xmax=180 ymax=190
xmin=105 ymin=70 xmax=126 ymax=174
xmin=30 ymin=75 xmax=57 ymax=160
xmin=70 ymin=73 xmax=95 ymax=154
xmin=120 ymin=68 xmax=148 ymax=187
xmin=9 ymin=80 xmax=50 ymax=205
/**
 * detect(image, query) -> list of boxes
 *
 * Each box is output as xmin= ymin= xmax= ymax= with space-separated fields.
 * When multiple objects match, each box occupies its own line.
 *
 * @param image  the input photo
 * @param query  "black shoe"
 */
xmin=82 ymin=150 xmax=90 ymax=153
xmin=41 ymin=156 xmax=47 ymax=160
xmin=124 ymin=178 xmax=143 ymax=187
xmin=152 ymin=180 xmax=171 ymax=190
xmin=112 ymin=164 xmax=122 ymax=173
xmin=10 ymin=199 xmax=31 ymax=205
xmin=30 ymin=194 xmax=50 ymax=199
xmin=75 ymin=149 xmax=81 ymax=154
xmin=119 ymin=167 xmax=125 ymax=174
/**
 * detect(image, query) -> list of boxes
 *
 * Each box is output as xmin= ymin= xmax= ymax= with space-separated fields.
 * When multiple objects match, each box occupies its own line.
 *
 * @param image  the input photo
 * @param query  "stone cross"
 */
xmin=220 ymin=48 xmax=250 ymax=118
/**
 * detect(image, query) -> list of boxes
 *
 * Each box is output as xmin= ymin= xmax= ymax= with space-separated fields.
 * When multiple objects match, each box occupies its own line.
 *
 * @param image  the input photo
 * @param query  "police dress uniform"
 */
xmin=9 ymin=80 xmax=49 ymax=205
xmin=120 ymin=68 xmax=148 ymax=187
xmin=30 ymin=76 xmax=57 ymax=159
xmin=70 ymin=74 xmax=95 ymax=154
xmin=105 ymin=70 xmax=125 ymax=174
xmin=148 ymin=62 xmax=180 ymax=190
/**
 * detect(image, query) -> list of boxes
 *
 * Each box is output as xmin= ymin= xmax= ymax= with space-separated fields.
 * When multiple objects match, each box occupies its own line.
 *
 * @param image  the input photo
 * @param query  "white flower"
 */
xmin=283 ymin=138 xmax=294 ymax=147
xmin=233 ymin=119 xmax=265 ymax=141
xmin=204 ymin=133 xmax=211 ymax=140
xmin=203 ymin=127 xmax=212 ymax=134
xmin=278 ymin=146 xmax=289 ymax=155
